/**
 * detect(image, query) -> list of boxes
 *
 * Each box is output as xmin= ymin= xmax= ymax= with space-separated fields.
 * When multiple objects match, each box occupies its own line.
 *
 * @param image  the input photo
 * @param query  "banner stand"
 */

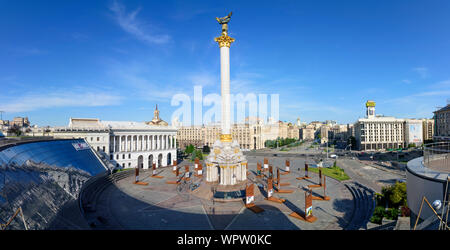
xmin=194 ymin=163 xmax=203 ymax=177
xmin=307 ymin=167 xmax=323 ymax=188
xmin=182 ymin=165 xmax=190 ymax=181
xmin=281 ymin=159 xmax=290 ymax=175
xmin=245 ymin=183 xmax=264 ymax=213
xmin=172 ymin=160 xmax=177 ymax=173
xmin=289 ymin=189 xmax=317 ymax=223
xmin=151 ymin=163 xmax=164 ymax=179
xmin=133 ymin=167 xmax=149 ymax=185
xmin=263 ymin=158 xmax=269 ymax=172
xmin=275 ymin=167 xmax=294 ymax=193
xmin=256 ymin=162 xmax=262 ymax=178
xmin=166 ymin=166 xmax=180 ymax=185
xmin=265 ymin=177 xmax=285 ymax=203
xmin=311 ymin=175 xmax=330 ymax=201
xmin=296 ymin=163 xmax=311 ymax=180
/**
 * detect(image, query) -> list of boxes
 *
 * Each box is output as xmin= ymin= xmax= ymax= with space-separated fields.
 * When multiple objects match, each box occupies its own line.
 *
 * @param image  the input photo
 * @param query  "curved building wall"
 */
xmin=406 ymin=157 xmax=447 ymax=229
xmin=0 ymin=139 xmax=108 ymax=229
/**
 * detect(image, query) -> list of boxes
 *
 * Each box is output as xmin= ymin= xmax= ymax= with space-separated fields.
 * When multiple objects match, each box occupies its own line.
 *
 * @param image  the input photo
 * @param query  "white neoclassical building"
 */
xmin=53 ymin=106 xmax=177 ymax=169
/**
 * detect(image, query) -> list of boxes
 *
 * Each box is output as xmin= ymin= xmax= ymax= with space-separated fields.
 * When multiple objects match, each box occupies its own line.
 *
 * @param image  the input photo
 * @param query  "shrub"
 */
xmin=371 ymin=206 xmax=385 ymax=224
xmin=381 ymin=181 xmax=407 ymax=208
xmin=385 ymin=208 xmax=399 ymax=220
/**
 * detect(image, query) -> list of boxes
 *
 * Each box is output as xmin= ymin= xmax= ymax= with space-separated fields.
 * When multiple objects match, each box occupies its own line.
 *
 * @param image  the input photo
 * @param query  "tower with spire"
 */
xmin=146 ymin=104 xmax=168 ymax=126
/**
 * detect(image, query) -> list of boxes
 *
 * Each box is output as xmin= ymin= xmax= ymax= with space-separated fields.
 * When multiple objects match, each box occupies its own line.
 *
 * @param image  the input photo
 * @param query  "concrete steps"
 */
xmin=344 ymin=182 xmax=375 ymax=230
xmin=79 ymin=170 xmax=134 ymax=228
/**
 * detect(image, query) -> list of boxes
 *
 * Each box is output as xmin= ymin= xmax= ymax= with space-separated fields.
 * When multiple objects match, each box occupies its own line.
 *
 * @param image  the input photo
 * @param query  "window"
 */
xmin=129 ymin=154 xmax=131 ymax=159
xmin=123 ymin=154 xmax=125 ymax=159
xmin=97 ymin=137 xmax=100 ymax=141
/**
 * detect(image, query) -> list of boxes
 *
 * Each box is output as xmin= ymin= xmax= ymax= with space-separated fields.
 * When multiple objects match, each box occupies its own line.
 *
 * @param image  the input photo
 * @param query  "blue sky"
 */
xmin=0 ymin=0 xmax=449 ymax=126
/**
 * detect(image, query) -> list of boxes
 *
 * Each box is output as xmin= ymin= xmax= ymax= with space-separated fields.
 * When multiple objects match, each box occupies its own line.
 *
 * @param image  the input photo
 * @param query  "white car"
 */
xmin=330 ymin=154 xmax=337 ymax=158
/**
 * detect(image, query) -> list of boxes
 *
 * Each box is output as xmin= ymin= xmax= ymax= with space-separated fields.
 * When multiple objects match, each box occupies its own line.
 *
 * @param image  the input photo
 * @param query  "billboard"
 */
xmin=407 ymin=123 xmax=423 ymax=144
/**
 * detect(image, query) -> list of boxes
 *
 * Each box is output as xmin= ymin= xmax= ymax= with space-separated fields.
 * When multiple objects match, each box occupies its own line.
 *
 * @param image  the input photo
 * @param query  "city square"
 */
xmin=0 ymin=0 xmax=449 ymax=240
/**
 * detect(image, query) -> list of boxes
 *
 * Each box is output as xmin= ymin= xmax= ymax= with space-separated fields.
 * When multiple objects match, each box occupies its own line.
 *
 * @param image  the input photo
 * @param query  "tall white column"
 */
xmin=220 ymin=46 xmax=231 ymax=135
xmin=113 ymin=136 xmax=116 ymax=153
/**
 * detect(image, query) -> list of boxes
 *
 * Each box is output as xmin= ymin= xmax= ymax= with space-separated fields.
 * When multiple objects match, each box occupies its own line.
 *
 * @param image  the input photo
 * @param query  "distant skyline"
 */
xmin=1 ymin=0 xmax=449 ymax=126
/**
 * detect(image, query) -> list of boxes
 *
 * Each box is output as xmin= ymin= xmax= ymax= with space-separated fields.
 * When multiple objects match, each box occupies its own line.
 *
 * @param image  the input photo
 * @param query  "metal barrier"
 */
xmin=423 ymin=142 xmax=450 ymax=172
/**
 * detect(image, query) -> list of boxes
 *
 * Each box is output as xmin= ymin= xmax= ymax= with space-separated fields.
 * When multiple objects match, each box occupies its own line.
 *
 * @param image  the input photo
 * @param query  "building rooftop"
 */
xmin=434 ymin=104 xmax=450 ymax=113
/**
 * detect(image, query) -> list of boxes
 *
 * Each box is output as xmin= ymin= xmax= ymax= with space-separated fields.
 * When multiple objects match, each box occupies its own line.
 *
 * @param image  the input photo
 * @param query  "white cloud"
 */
xmin=431 ymin=80 xmax=450 ymax=89
xmin=109 ymin=0 xmax=170 ymax=45
xmin=0 ymin=90 xmax=122 ymax=113
xmin=402 ymin=79 xmax=411 ymax=84
xmin=412 ymin=67 xmax=429 ymax=78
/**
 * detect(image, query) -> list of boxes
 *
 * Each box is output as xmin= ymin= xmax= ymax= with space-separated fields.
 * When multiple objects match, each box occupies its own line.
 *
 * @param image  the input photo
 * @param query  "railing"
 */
xmin=423 ymin=142 xmax=450 ymax=172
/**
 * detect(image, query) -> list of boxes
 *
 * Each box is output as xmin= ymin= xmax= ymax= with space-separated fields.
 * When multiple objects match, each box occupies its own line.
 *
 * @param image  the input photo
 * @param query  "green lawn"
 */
xmin=308 ymin=166 xmax=350 ymax=181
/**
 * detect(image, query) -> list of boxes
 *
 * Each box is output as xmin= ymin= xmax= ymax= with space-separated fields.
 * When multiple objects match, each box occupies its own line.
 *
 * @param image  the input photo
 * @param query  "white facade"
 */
xmin=354 ymin=101 xmax=406 ymax=151
xmin=53 ymin=118 xmax=177 ymax=169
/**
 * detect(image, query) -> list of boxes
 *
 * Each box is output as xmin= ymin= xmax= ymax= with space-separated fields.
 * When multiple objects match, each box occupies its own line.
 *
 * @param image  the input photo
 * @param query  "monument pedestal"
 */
xmin=205 ymin=139 xmax=247 ymax=186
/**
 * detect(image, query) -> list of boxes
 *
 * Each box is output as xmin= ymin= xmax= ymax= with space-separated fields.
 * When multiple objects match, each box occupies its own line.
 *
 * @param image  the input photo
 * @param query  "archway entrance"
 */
xmin=167 ymin=153 xmax=171 ymax=166
xmin=138 ymin=155 xmax=143 ymax=169
xmin=148 ymin=155 xmax=154 ymax=169
xmin=158 ymin=153 xmax=163 ymax=168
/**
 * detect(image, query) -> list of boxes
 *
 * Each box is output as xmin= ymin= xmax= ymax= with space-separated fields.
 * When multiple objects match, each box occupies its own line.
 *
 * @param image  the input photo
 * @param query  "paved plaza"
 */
xmin=90 ymin=155 xmax=356 ymax=230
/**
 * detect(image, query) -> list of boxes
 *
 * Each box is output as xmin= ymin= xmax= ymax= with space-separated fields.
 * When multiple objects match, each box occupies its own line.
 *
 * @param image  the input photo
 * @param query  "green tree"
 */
xmin=347 ymin=136 xmax=357 ymax=150
xmin=191 ymin=149 xmax=203 ymax=161
xmin=381 ymin=182 xmax=407 ymax=208
xmin=185 ymin=144 xmax=195 ymax=155
xmin=202 ymin=145 xmax=210 ymax=154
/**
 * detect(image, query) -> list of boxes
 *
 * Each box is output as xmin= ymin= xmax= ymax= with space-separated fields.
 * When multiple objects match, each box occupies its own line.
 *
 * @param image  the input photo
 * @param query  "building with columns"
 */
xmin=53 ymin=107 xmax=177 ymax=169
